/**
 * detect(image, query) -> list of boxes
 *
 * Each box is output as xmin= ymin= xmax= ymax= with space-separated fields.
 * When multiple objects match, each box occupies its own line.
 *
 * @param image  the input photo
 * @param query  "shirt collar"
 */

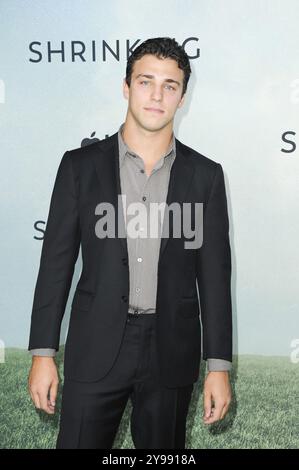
xmin=117 ymin=122 xmax=176 ymax=169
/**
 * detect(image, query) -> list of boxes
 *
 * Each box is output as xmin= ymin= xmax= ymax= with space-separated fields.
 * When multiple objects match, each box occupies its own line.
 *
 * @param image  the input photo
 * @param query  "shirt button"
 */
xmin=136 ymin=287 xmax=140 ymax=293
xmin=142 ymin=196 xmax=146 ymax=201
xmin=137 ymin=257 xmax=142 ymax=262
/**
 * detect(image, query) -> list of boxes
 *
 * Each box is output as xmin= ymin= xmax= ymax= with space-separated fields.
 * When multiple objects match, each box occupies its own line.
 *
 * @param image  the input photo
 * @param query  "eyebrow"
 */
xmin=135 ymin=73 xmax=181 ymax=87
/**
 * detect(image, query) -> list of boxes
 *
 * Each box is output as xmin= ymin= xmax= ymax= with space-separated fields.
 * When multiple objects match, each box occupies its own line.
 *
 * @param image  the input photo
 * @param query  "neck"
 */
xmin=121 ymin=116 xmax=173 ymax=163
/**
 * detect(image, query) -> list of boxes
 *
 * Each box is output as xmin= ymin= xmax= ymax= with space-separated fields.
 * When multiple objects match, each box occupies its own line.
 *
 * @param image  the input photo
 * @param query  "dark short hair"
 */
xmin=125 ymin=37 xmax=191 ymax=98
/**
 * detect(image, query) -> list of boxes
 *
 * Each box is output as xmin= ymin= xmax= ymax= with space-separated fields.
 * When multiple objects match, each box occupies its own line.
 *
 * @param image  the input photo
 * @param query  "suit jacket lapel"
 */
xmin=158 ymin=138 xmax=195 ymax=263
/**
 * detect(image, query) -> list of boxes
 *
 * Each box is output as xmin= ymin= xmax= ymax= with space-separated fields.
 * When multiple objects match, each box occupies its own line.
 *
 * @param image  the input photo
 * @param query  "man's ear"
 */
xmin=177 ymin=93 xmax=186 ymax=109
xmin=123 ymin=78 xmax=129 ymax=100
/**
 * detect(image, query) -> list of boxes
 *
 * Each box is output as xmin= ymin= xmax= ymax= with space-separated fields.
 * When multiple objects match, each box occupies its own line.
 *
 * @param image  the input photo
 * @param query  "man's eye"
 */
xmin=140 ymin=81 xmax=175 ymax=91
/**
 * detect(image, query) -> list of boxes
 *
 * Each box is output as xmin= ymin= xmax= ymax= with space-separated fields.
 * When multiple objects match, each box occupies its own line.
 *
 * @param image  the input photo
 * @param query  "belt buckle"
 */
xmin=129 ymin=308 xmax=142 ymax=315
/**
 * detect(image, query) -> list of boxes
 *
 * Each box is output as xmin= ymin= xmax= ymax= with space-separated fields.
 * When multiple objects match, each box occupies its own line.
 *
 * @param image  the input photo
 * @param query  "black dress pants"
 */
xmin=56 ymin=312 xmax=194 ymax=449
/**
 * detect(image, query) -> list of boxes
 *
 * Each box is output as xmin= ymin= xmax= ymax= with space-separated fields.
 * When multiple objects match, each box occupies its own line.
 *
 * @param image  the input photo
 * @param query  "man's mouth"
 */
xmin=144 ymin=107 xmax=164 ymax=114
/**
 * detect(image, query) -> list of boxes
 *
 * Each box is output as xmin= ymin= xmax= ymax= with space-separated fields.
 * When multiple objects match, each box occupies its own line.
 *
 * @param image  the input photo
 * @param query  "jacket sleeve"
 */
xmin=196 ymin=163 xmax=233 ymax=362
xmin=28 ymin=151 xmax=81 ymax=351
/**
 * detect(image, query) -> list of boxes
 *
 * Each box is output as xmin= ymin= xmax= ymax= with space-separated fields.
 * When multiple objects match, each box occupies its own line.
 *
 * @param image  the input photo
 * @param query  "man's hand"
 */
xmin=28 ymin=357 xmax=59 ymax=415
xmin=203 ymin=371 xmax=232 ymax=424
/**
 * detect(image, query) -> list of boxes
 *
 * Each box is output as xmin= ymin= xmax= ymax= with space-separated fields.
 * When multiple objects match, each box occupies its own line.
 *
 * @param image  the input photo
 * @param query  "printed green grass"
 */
xmin=0 ymin=349 xmax=298 ymax=449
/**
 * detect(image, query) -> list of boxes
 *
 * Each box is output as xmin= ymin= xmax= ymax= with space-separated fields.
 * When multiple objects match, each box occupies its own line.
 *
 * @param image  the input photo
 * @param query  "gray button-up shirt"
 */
xmin=30 ymin=122 xmax=232 ymax=372
xmin=118 ymin=122 xmax=175 ymax=313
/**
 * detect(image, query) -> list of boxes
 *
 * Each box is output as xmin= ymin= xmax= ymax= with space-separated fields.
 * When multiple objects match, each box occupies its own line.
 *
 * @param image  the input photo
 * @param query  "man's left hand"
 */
xmin=203 ymin=371 xmax=232 ymax=424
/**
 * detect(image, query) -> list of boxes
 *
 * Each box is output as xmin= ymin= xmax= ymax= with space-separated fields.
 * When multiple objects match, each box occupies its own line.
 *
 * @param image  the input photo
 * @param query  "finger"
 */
xmin=203 ymin=392 xmax=212 ymax=419
xmin=39 ymin=390 xmax=54 ymax=414
xmin=204 ymin=401 xmax=224 ymax=424
xmin=220 ymin=403 xmax=229 ymax=420
xmin=47 ymin=399 xmax=55 ymax=411
xmin=49 ymin=381 xmax=58 ymax=408
xmin=32 ymin=391 xmax=41 ymax=410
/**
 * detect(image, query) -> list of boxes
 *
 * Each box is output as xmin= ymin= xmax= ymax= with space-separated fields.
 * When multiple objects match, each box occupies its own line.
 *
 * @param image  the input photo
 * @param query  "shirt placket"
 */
xmin=133 ymin=158 xmax=166 ymax=311
xmin=128 ymin=153 xmax=148 ymax=311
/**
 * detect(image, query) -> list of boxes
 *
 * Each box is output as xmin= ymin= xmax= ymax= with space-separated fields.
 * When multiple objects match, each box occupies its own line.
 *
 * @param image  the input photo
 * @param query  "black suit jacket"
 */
xmin=28 ymin=131 xmax=232 ymax=388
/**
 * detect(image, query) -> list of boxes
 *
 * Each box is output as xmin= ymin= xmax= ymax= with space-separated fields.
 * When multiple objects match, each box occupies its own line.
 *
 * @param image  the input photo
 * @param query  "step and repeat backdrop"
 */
xmin=0 ymin=0 xmax=298 ymax=449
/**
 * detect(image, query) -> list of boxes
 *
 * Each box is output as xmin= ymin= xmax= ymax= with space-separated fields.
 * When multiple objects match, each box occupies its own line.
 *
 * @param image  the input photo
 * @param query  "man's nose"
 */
xmin=150 ymin=87 xmax=163 ymax=100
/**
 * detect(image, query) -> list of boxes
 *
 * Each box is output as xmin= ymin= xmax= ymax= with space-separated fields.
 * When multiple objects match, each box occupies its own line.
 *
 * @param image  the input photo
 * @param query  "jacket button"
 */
xmin=121 ymin=295 xmax=128 ymax=302
xmin=122 ymin=257 xmax=128 ymax=266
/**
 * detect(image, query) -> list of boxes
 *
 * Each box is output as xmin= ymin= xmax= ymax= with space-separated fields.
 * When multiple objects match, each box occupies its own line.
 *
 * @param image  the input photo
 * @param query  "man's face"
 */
xmin=123 ymin=54 xmax=186 ymax=132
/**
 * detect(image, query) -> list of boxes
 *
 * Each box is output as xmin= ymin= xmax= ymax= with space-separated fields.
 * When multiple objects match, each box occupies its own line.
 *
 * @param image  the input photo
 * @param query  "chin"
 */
xmin=143 ymin=116 xmax=167 ymax=130
xmin=144 ymin=123 xmax=164 ymax=132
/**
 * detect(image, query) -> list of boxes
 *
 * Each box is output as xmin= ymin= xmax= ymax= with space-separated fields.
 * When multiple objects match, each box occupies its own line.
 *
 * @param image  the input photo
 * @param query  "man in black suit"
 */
xmin=28 ymin=37 xmax=232 ymax=449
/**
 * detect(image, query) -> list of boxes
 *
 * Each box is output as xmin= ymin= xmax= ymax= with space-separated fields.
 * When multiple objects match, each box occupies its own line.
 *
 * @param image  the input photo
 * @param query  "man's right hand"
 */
xmin=28 ymin=357 xmax=59 ymax=415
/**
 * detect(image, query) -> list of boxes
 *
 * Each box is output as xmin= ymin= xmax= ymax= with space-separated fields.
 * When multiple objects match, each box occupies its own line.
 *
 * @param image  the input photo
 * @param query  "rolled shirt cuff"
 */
xmin=29 ymin=348 xmax=56 ymax=357
xmin=207 ymin=358 xmax=232 ymax=371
